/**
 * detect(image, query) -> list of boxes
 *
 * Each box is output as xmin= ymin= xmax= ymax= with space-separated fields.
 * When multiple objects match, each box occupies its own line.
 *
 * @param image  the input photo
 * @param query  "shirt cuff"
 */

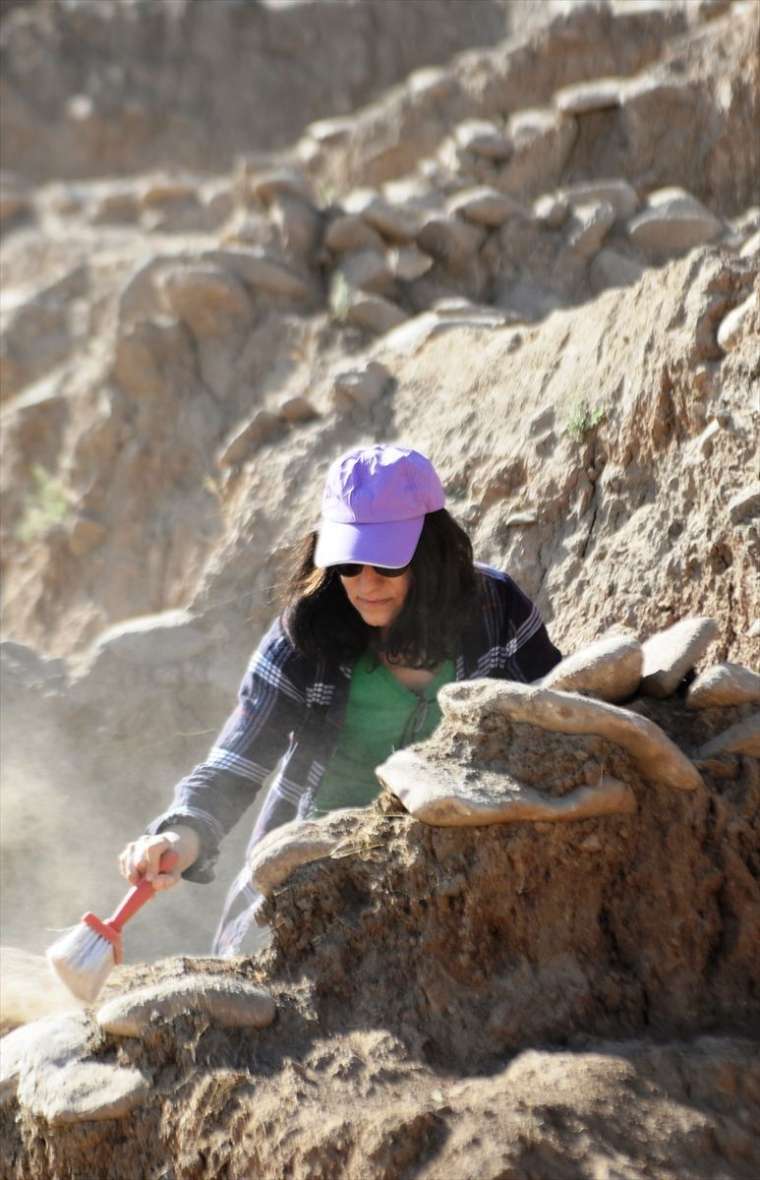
xmin=145 ymin=810 xmax=219 ymax=884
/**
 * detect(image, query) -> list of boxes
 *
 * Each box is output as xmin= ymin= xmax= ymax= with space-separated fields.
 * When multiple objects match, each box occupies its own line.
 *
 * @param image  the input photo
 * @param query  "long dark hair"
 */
xmin=280 ymin=509 xmax=478 ymax=669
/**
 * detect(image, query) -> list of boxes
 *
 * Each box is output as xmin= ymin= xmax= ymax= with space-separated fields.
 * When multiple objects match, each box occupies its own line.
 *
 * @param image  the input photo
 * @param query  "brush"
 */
xmin=46 ymin=850 xmax=179 ymax=1005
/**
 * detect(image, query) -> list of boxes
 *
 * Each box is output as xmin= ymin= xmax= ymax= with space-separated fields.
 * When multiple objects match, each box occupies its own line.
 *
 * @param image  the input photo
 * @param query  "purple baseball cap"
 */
xmin=314 ymin=444 xmax=446 ymax=569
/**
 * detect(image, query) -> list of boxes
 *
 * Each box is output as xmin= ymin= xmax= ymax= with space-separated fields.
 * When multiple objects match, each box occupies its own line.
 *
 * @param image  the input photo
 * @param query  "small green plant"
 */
xmin=16 ymin=465 xmax=71 ymax=543
xmin=329 ymin=272 xmax=352 ymax=322
xmin=565 ymin=399 xmax=606 ymax=441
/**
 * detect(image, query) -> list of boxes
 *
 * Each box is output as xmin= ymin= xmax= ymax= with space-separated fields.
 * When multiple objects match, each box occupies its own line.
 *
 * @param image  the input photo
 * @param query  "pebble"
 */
xmin=533 ymin=193 xmax=569 ymax=229
xmin=541 ymin=635 xmax=643 ymax=704
xmin=376 ymin=748 xmax=636 ymax=827
xmin=337 ymin=248 xmax=395 ymax=295
xmin=717 ymin=292 xmax=756 ymax=353
xmin=18 ymin=1060 xmax=150 ymax=1125
xmin=332 ymin=360 xmax=391 ymax=410
xmin=566 ymin=200 xmax=616 ymax=257
xmin=561 ymin=179 xmax=639 ymax=219
xmin=727 ymin=483 xmax=760 ymax=525
xmin=437 ymin=680 xmax=703 ymax=792
xmin=416 ymin=213 xmax=485 ymax=269
xmin=447 ymin=187 xmax=524 ymax=228
xmin=687 ymin=663 xmax=760 ymax=709
xmin=640 ymin=617 xmax=719 ymax=698
xmin=698 ymin=713 xmax=760 ymax=759
xmin=627 ymin=187 xmax=723 ymax=256
xmin=344 ymin=291 xmax=407 ymax=335
xmin=454 ymin=120 xmax=512 ymax=160
xmin=249 ymin=811 xmax=366 ymax=896
xmin=325 ymin=214 xmax=385 ymax=255
xmin=97 ymin=976 xmax=276 ymax=1038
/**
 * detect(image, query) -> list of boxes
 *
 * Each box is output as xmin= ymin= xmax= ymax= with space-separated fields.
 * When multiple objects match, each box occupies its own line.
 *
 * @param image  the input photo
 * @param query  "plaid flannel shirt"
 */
xmin=147 ymin=564 xmax=561 ymax=954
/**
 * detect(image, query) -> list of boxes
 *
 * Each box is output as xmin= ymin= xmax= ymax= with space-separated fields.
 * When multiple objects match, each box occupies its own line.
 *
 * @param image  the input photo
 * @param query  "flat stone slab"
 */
xmin=249 ymin=810 xmax=365 ymax=897
xmin=376 ymin=749 xmax=636 ymax=827
xmin=541 ymin=635 xmax=643 ymax=703
xmin=561 ymin=179 xmax=639 ymax=219
xmin=437 ymin=681 xmax=703 ymax=792
xmin=555 ymin=78 xmax=622 ymax=114
xmin=687 ymin=663 xmax=760 ymax=709
xmin=454 ymin=120 xmax=512 ymax=160
xmin=18 ymin=1060 xmax=150 ymax=1124
xmin=698 ymin=714 xmax=760 ymax=759
xmin=640 ymin=617 xmax=719 ymax=698
xmin=97 ymin=976 xmax=276 ymax=1038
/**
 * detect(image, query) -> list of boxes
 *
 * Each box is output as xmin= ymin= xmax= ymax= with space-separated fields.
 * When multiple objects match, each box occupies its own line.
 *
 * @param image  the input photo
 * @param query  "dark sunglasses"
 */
xmin=331 ymin=562 xmax=410 ymax=579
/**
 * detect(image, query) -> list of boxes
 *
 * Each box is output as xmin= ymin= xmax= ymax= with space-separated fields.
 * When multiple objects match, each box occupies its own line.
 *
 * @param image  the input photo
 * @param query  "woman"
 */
xmin=120 ymin=444 xmax=562 ymax=954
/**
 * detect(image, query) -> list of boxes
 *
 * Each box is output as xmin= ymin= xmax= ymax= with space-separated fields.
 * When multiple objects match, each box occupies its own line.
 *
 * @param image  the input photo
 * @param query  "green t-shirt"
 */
xmin=311 ymin=650 xmax=455 ymax=817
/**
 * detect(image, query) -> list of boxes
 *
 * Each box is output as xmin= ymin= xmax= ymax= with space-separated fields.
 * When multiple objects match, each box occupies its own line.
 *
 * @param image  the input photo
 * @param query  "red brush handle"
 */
xmin=106 ymin=850 xmax=179 ymax=932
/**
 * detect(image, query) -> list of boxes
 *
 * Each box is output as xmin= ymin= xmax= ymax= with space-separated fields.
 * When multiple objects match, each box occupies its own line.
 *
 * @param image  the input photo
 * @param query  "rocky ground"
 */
xmin=1 ymin=0 xmax=758 ymax=1176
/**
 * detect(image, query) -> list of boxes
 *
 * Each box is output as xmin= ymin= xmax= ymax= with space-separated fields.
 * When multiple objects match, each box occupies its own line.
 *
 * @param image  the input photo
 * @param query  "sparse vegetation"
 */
xmin=16 ymin=465 xmax=71 ymax=543
xmin=565 ymin=399 xmax=606 ymax=441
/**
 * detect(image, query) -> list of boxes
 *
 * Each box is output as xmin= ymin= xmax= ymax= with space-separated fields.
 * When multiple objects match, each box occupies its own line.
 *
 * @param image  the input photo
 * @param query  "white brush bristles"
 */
xmin=46 ymin=923 xmax=116 ymax=1004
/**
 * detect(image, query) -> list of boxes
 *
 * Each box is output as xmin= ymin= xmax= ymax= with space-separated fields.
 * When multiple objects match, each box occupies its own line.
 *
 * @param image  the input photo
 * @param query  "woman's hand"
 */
xmin=118 ymin=825 xmax=201 ymax=892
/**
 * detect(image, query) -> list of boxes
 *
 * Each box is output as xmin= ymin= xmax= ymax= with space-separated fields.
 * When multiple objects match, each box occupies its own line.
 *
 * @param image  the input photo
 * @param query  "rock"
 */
xmin=325 ymin=215 xmax=385 ymax=255
xmin=687 ymin=663 xmax=760 ymax=709
xmin=332 ymin=360 xmax=391 ymax=411
xmin=306 ymin=116 xmax=354 ymax=145
xmin=590 ymin=248 xmax=646 ymax=291
xmin=416 ymin=213 xmax=485 ymax=270
xmin=387 ymin=245 xmax=433 ymax=282
xmin=279 ymin=396 xmax=318 ymax=424
xmin=67 ymin=516 xmax=107 ymax=557
xmin=91 ymin=186 xmax=140 ymax=225
xmin=727 ymin=483 xmax=760 ymax=524
xmin=740 ymin=229 xmax=760 ymax=257
xmin=502 ymin=108 xmax=577 ymax=198
xmin=717 ymin=293 xmax=756 ymax=352
xmin=114 ymin=316 xmax=192 ymax=399
xmin=248 ymin=168 xmax=313 ymax=206
xmin=208 ymin=248 xmax=317 ymax=302
xmin=504 ymin=511 xmax=539 ymax=527
xmin=382 ymin=307 xmax=514 ymax=356
xmin=1 ymin=1011 xmax=93 ymax=1104
xmin=88 ymin=609 xmax=213 ymax=667
xmin=18 ymin=1060 xmax=150 ymax=1125
xmin=640 ymin=617 xmax=719 ymax=698
xmin=407 ymin=66 xmax=457 ymax=101
xmin=566 ymin=200 xmax=616 ymax=257
xmin=0 ymin=174 xmax=32 ymax=226
xmin=627 ymin=188 xmax=723 ymax=257
xmin=453 ymin=120 xmax=511 ymax=160
xmin=158 ymin=266 xmax=251 ymax=337
xmin=561 ymin=179 xmax=639 ymax=219
xmin=533 ymin=193 xmax=568 ymax=229
xmin=698 ymin=713 xmax=760 ymax=758
xmin=377 ymin=749 xmax=636 ymax=827
xmin=97 ymin=976 xmax=276 ymax=1038
xmin=250 ymin=811 xmax=366 ymax=896
xmin=541 ymin=635 xmax=643 ymax=704
xmin=218 ymin=410 xmax=282 ymax=466
xmin=344 ymin=190 xmax=422 ymax=243
xmin=437 ymin=680 xmax=703 ymax=792
xmin=344 ymin=292 xmax=407 ymax=335
xmin=337 ymin=249 xmax=395 ymax=295
xmin=271 ymin=193 xmax=321 ymax=259
xmin=447 ymin=187 xmax=524 ymax=228
xmin=555 ymin=78 xmax=622 ymax=114
xmin=140 ymin=177 xmax=196 ymax=209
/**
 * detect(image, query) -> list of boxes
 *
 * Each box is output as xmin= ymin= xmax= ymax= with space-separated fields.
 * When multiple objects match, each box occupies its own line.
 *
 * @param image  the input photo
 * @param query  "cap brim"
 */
xmin=314 ymin=516 xmax=424 ymax=569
